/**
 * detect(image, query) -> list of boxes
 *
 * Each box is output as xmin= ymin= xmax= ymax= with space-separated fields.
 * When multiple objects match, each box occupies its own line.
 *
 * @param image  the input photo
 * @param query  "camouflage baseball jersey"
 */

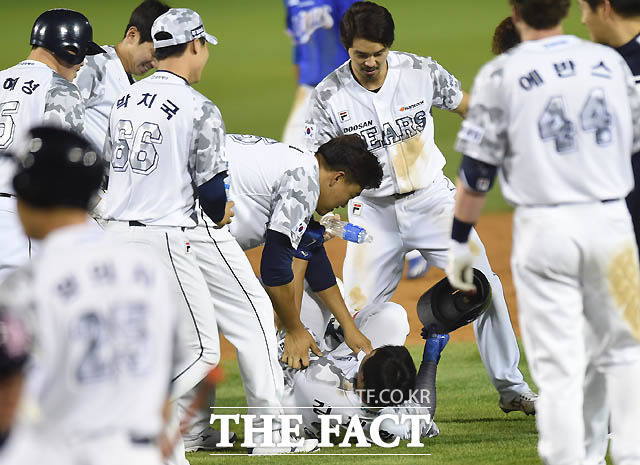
xmin=456 ymin=35 xmax=640 ymax=206
xmin=0 ymin=60 xmax=84 ymax=194
xmin=103 ymin=70 xmax=227 ymax=227
xmin=225 ymin=134 xmax=320 ymax=250
xmin=0 ymin=223 xmax=179 ymax=439
xmin=304 ymin=51 xmax=463 ymax=197
xmin=75 ymin=45 xmax=133 ymax=152
xmin=281 ymin=341 xmax=434 ymax=442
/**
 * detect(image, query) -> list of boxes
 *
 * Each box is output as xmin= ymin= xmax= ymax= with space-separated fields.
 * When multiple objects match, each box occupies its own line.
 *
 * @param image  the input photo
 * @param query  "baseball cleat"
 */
xmin=184 ymin=428 xmax=237 ymax=452
xmin=499 ymin=391 xmax=538 ymax=415
xmin=426 ymin=420 xmax=440 ymax=438
xmin=407 ymin=255 xmax=429 ymax=279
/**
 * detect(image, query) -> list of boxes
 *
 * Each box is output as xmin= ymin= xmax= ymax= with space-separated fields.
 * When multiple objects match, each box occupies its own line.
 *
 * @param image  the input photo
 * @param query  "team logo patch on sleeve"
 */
xmin=458 ymin=121 xmax=485 ymax=145
xmin=338 ymin=110 xmax=350 ymax=122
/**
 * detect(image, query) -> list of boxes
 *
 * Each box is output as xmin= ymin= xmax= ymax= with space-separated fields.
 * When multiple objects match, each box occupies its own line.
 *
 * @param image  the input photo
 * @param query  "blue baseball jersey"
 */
xmin=617 ymin=32 xmax=640 ymax=84
xmin=284 ymin=0 xmax=355 ymax=86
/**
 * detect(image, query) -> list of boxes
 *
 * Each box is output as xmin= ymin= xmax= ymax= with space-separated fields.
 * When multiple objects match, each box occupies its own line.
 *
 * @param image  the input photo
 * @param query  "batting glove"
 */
xmin=446 ymin=239 xmax=476 ymax=292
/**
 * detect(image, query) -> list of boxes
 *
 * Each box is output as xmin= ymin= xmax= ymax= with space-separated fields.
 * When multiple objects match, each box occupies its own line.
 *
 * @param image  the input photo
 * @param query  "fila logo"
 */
xmin=352 ymin=202 xmax=362 ymax=216
xmin=339 ymin=110 xmax=350 ymax=122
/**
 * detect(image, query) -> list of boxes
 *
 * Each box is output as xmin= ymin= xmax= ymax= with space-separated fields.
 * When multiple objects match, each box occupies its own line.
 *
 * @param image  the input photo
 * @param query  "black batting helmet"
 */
xmin=11 ymin=126 xmax=104 ymax=210
xmin=417 ymin=269 xmax=492 ymax=333
xmin=30 ymin=9 xmax=105 ymax=65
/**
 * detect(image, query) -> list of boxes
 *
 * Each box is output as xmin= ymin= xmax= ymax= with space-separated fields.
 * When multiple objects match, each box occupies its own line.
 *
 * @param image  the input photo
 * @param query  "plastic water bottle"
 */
xmin=320 ymin=215 xmax=373 ymax=244
xmin=223 ymin=175 xmax=230 ymax=197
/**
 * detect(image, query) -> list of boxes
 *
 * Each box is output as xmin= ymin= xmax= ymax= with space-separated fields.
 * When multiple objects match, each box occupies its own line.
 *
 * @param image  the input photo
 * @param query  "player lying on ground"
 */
xmin=278 ymin=271 xmax=492 ymax=443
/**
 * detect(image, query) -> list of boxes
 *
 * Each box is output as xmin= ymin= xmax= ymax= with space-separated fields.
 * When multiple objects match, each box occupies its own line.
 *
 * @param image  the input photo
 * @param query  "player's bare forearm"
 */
xmin=264 ymin=280 xmax=304 ymax=332
xmin=454 ymin=91 xmax=470 ymax=118
xmin=315 ymin=285 xmax=373 ymax=354
xmin=454 ymin=178 xmax=487 ymax=225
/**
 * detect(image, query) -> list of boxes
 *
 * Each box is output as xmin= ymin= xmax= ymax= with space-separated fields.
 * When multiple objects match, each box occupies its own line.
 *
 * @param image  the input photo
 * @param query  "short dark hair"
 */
xmin=153 ymin=33 xmax=205 ymax=60
xmin=584 ymin=0 xmax=640 ymax=17
xmin=124 ymin=0 xmax=170 ymax=43
xmin=317 ymin=134 xmax=383 ymax=190
xmin=510 ymin=0 xmax=571 ymax=29
xmin=492 ymin=16 xmax=520 ymax=55
xmin=360 ymin=346 xmax=416 ymax=407
xmin=340 ymin=1 xmax=394 ymax=49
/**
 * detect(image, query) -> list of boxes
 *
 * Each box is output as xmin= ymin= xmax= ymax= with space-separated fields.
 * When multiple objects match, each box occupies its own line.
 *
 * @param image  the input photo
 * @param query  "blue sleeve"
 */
xmin=458 ymin=155 xmax=498 ymax=193
xmin=198 ymin=171 xmax=227 ymax=223
xmin=304 ymin=244 xmax=337 ymax=292
xmin=261 ymin=229 xmax=296 ymax=287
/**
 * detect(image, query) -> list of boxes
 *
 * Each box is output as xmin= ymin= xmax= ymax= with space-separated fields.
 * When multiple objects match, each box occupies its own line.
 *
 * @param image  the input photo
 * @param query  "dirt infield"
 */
xmin=220 ymin=211 xmax=517 ymax=359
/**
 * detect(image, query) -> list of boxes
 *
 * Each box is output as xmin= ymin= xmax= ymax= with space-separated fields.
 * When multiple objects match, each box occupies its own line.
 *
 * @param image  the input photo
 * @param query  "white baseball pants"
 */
xmin=104 ymin=222 xmax=219 ymax=400
xmin=512 ymin=200 xmax=640 ymax=465
xmin=185 ymin=223 xmax=284 ymax=427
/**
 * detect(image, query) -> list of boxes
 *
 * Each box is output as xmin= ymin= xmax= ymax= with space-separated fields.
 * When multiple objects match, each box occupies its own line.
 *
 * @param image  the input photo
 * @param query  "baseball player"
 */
xmin=0 ymin=302 xmax=30 ymax=451
xmin=492 ymin=16 xmax=521 ymax=55
xmin=446 ymin=0 xmax=640 ymax=463
xmin=282 ymin=0 xmax=356 ymax=148
xmin=0 ymin=126 xmax=178 ymax=465
xmin=179 ymin=133 xmax=379 ymax=455
xmin=282 ymin=0 xmax=427 ymax=279
xmin=224 ymin=134 xmax=380 ymax=364
xmin=304 ymin=1 xmax=537 ymax=414
xmin=0 ymin=9 xmax=104 ymax=282
xmin=74 ymin=0 xmax=170 ymax=153
xmin=579 ymin=0 xmax=640 ymax=254
xmin=102 ymin=8 xmax=233 ymax=463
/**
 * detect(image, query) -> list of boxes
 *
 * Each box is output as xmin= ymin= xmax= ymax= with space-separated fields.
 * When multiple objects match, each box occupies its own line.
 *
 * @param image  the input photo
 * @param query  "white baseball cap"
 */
xmin=151 ymin=8 xmax=218 ymax=49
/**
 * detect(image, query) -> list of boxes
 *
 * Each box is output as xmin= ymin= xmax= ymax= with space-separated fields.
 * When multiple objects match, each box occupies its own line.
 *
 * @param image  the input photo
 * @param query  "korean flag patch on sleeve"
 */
xmin=304 ymin=123 xmax=316 ymax=139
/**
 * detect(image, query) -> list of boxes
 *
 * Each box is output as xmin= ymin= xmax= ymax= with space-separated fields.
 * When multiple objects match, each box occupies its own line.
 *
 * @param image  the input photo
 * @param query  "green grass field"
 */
xmin=3 ymin=1 xmax=590 ymax=212
xmin=3 ymin=4 xmax=598 ymax=463
xmin=187 ymin=342 xmax=539 ymax=464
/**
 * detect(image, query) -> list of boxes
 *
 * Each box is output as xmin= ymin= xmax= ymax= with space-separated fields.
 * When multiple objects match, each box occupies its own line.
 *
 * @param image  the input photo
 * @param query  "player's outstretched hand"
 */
xmin=445 ymin=239 xmax=476 ymax=293
xmin=282 ymin=326 xmax=323 ymax=370
xmin=214 ymin=201 xmax=235 ymax=229
xmin=343 ymin=324 xmax=373 ymax=356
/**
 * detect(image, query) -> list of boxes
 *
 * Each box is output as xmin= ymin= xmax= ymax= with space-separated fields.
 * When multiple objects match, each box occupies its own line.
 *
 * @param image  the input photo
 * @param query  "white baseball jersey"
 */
xmin=456 ymin=35 xmax=640 ymax=206
xmin=225 ymin=134 xmax=320 ymax=250
xmin=75 ymin=46 xmax=134 ymax=152
xmin=282 ymin=340 xmax=432 ymax=442
xmin=0 ymin=223 xmax=178 ymax=439
xmin=0 ymin=61 xmax=84 ymax=194
xmin=305 ymin=51 xmax=463 ymax=197
xmin=104 ymin=71 xmax=227 ymax=227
